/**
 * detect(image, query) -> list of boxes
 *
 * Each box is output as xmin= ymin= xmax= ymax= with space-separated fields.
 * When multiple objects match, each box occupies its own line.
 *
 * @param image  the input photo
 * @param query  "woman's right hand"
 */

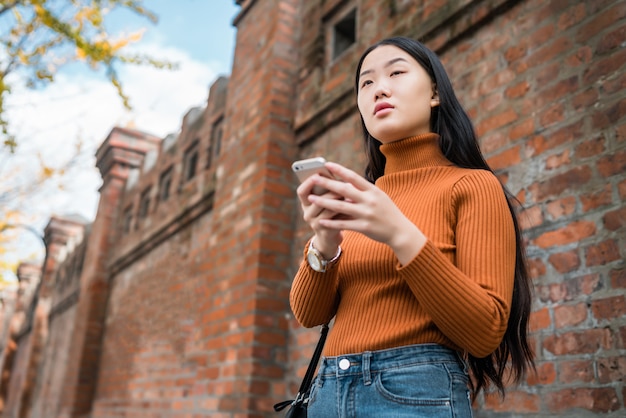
xmin=296 ymin=173 xmax=344 ymax=258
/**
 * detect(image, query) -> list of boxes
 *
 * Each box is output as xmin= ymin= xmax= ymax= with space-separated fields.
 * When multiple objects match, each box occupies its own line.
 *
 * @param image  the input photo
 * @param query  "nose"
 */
xmin=374 ymin=82 xmax=390 ymax=100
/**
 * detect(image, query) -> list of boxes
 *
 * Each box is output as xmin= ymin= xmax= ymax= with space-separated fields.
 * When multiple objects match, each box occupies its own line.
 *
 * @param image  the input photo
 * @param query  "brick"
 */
xmin=478 ymin=69 xmax=516 ymax=96
xmin=554 ymin=302 xmax=587 ymax=328
xmin=549 ymin=250 xmax=580 ymax=274
xmin=543 ymin=328 xmax=611 ymax=356
xmin=545 ymin=149 xmax=571 ymax=170
xmin=526 ymin=361 xmax=556 ymax=386
xmin=597 ymin=149 xmax=626 ymax=178
xmin=591 ymin=295 xmax=626 ymax=321
xmin=481 ymin=91 xmax=503 ymax=111
xmin=617 ymin=122 xmax=626 ymax=144
xmin=581 ymin=184 xmax=612 ymax=212
xmin=519 ymin=205 xmax=543 ymax=230
xmin=504 ymin=42 xmax=528 ymax=63
xmin=505 ymin=80 xmax=530 ymax=98
xmin=528 ymin=20 xmax=556 ymax=46
xmin=564 ymin=273 xmax=602 ymax=299
xmin=526 ymin=119 xmax=584 ymax=157
xmin=539 ymin=103 xmax=565 ymax=128
xmin=585 ymin=239 xmax=621 ymax=266
xmin=484 ymin=390 xmax=540 ymax=413
xmin=584 ymin=49 xmax=626 ymax=85
xmin=537 ymin=282 xmax=567 ymax=304
xmin=480 ymin=130 xmax=508 ymax=154
xmin=510 ymin=118 xmax=534 ymax=140
xmin=575 ymin=135 xmax=605 ymax=158
xmin=546 ymin=196 xmax=576 ymax=220
xmin=572 ymin=87 xmax=599 ymax=111
xmin=576 ymin=1 xmax=626 ymax=42
xmin=559 ymin=359 xmax=595 ymax=384
xmin=537 ymin=76 xmax=579 ymax=110
xmin=533 ymin=61 xmax=561 ymax=86
xmin=528 ymin=166 xmax=592 ymax=202
xmin=593 ymin=98 xmax=626 ymax=130
xmin=528 ymin=257 xmax=547 ymax=279
xmin=602 ymin=71 xmax=626 ymax=96
xmin=529 ymin=307 xmax=551 ymax=332
xmin=528 ymin=36 xmax=573 ymax=68
xmin=610 ymin=268 xmax=626 ymax=289
xmin=559 ymin=3 xmax=587 ymax=29
xmin=597 ymin=356 xmax=626 ymax=384
xmin=476 ymin=108 xmax=518 ymax=136
xmin=547 ymin=388 xmax=620 ymax=414
xmin=565 ymin=45 xmax=593 ymax=67
xmin=619 ymin=179 xmax=626 ymax=200
xmin=486 ymin=145 xmax=522 ymax=170
xmin=534 ymin=220 xmax=596 ymax=248
xmin=598 ymin=25 xmax=626 ymax=55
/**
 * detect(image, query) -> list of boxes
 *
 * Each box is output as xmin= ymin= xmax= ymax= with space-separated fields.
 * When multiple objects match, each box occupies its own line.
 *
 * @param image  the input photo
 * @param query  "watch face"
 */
xmin=307 ymin=251 xmax=323 ymax=272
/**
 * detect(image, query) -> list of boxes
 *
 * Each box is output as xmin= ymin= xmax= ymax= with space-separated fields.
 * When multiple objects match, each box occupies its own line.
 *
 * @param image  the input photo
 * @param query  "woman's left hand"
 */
xmin=308 ymin=162 xmax=427 ymax=264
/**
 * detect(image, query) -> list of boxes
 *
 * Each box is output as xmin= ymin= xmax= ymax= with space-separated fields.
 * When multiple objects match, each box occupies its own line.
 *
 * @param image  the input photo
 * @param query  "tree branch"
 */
xmin=0 ymin=1 xmax=19 ymax=18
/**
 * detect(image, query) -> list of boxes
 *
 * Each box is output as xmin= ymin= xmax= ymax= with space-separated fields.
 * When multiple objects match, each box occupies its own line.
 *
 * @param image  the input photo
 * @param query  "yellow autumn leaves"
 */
xmin=0 ymin=0 xmax=173 ymax=281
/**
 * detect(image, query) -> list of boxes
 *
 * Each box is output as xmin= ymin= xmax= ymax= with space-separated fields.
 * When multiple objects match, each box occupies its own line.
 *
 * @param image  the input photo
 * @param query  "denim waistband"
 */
xmin=318 ymin=344 xmax=464 ymax=379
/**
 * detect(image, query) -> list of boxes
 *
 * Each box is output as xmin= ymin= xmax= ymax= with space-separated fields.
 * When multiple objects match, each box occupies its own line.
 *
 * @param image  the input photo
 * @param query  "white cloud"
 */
xmin=1 ymin=41 xmax=220 ymax=281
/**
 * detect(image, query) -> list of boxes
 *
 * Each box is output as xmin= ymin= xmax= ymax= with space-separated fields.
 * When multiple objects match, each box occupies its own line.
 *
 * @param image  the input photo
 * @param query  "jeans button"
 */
xmin=339 ymin=358 xmax=350 ymax=370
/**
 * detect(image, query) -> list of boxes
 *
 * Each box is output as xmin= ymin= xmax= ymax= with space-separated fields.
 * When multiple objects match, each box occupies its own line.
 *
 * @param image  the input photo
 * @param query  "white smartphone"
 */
xmin=292 ymin=157 xmax=334 ymax=195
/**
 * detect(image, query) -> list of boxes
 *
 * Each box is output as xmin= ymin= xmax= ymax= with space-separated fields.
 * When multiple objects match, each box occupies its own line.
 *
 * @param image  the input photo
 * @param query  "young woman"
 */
xmin=290 ymin=36 xmax=534 ymax=417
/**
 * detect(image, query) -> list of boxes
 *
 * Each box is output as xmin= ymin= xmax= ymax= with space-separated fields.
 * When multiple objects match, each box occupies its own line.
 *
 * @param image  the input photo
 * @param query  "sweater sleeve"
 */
xmin=399 ymin=170 xmax=516 ymax=358
xmin=290 ymin=242 xmax=340 ymax=327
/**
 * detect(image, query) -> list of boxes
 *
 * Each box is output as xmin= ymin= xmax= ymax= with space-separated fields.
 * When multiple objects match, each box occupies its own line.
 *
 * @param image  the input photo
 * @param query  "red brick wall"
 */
xmin=439 ymin=0 xmax=625 ymax=415
xmin=30 ymin=219 xmax=87 ymax=417
xmin=2 ymin=332 xmax=32 ymax=417
xmin=286 ymin=0 xmax=626 ymax=416
xmin=90 ymin=0 xmax=302 ymax=415
xmin=31 ymin=304 xmax=77 ymax=417
xmin=59 ymin=129 xmax=162 ymax=418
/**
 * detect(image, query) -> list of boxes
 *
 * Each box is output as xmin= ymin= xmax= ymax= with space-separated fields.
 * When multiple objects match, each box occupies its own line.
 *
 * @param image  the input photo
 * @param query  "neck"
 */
xmin=379 ymin=133 xmax=450 ymax=174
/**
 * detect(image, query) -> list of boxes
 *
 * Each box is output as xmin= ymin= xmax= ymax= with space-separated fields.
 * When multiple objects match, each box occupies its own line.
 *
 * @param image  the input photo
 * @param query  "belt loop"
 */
xmin=362 ymin=352 xmax=372 ymax=385
xmin=456 ymin=350 xmax=469 ymax=375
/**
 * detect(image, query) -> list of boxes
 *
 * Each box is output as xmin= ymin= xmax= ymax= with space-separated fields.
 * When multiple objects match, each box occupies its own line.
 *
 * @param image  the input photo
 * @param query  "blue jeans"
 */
xmin=307 ymin=344 xmax=473 ymax=418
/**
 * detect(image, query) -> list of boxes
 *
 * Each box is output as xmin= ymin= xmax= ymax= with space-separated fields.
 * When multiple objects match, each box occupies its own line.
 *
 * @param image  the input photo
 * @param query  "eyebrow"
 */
xmin=359 ymin=57 xmax=409 ymax=78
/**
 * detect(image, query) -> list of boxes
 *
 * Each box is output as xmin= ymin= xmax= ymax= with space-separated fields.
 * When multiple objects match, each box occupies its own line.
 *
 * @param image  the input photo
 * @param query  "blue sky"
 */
xmin=1 ymin=2 xmax=241 ymax=281
xmin=109 ymin=1 xmax=239 ymax=72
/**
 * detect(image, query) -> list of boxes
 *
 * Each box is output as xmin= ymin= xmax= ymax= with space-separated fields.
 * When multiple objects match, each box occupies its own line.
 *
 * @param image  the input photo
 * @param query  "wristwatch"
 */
xmin=307 ymin=239 xmax=342 ymax=273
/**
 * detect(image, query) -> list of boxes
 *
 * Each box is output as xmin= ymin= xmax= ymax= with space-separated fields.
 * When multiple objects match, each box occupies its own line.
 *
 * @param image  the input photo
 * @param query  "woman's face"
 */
xmin=357 ymin=45 xmax=438 ymax=143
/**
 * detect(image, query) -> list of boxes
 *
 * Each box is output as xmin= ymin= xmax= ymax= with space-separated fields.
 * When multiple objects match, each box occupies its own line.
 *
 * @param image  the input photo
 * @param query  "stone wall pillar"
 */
xmin=201 ymin=0 xmax=302 ymax=414
xmin=58 ymin=127 xmax=160 ymax=418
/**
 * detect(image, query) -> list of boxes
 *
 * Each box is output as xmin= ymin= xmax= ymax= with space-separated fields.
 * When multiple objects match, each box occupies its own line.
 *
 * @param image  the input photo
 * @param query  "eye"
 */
xmin=360 ymin=79 xmax=372 ymax=88
xmin=390 ymin=70 xmax=404 ymax=77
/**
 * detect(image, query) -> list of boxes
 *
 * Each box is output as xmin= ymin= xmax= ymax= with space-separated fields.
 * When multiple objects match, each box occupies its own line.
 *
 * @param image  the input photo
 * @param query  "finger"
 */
xmin=296 ymin=176 xmax=319 ymax=206
xmin=318 ymin=216 xmax=360 ymax=232
xmin=303 ymin=199 xmax=339 ymax=223
xmin=325 ymin=162 xmax=373 ymax=191
xmin=309 ymin=194 xmax=360 ymax=219
xmin=311 ymin=176 xmax=364 ymax=205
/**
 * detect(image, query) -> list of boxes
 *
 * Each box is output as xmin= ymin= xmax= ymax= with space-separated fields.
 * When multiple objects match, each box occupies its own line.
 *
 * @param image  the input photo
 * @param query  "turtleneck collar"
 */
xmin=379 ymin=133 xmax=451 ymax=175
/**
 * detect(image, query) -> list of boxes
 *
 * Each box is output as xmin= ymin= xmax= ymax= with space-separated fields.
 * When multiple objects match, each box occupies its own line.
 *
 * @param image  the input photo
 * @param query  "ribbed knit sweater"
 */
xmin=290 ymin=133 xmax=516 ymax=358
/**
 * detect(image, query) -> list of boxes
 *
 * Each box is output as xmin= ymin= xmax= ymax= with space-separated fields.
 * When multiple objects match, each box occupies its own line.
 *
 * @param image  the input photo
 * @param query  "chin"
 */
xmin=371 ymin=132 xmax=408 ymax=144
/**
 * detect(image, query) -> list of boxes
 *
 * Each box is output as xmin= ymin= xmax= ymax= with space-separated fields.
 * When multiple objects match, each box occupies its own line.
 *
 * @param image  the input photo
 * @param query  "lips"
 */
xmin=374 ymin=102 xmax=394 ymax=115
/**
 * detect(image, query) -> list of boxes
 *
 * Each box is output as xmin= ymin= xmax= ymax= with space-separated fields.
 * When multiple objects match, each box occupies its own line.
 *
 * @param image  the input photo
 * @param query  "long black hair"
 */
xmin=355 ymin=36 xmax=535 ymax=398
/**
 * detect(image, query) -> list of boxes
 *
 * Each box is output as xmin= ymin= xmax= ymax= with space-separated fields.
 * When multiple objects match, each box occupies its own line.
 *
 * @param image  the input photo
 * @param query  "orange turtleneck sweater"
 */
xmin=290 ymin=133 xmax=516 ymax=358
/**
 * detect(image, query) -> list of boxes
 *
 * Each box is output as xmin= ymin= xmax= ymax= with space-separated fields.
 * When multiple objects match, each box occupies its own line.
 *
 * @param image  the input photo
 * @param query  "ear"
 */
xmin=430 ymin=85 xmax=439 ymax=107
xmin=430 ymin=95 xmax=440 ymax=107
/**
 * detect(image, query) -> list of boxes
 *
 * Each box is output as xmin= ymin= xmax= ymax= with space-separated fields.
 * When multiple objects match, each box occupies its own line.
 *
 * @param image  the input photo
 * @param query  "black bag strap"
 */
xmin=274 ymin=324 xmax=329 ymax=412
xmin=298 ymin=323 xmax=329 ymax=394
